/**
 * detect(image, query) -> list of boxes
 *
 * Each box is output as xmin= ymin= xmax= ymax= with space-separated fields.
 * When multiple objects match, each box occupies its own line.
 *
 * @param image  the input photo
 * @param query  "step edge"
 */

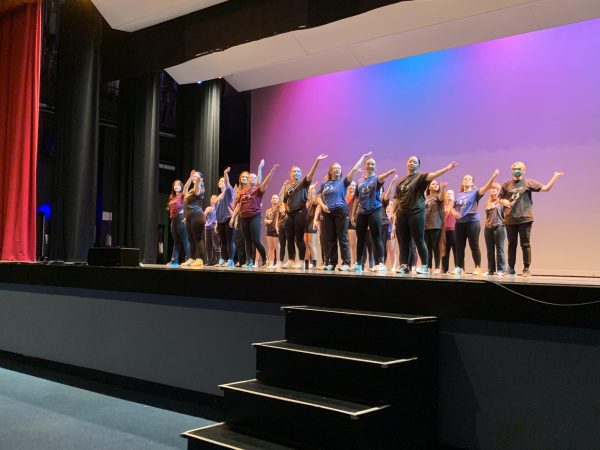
xmin=183 ymin=422 xmax=245 ymax=450
xmin=253 ymin=341 xmax=417 ymax=366
xmin=282 ymin=306 xmax=436 ymax=322
xmin=219 ymin=380 xmax=389 ymax=418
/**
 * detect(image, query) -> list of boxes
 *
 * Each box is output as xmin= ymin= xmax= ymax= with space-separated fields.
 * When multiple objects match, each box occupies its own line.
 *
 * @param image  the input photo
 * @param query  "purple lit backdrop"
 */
xmin=251 ymin=19 xmax=600 ymax=276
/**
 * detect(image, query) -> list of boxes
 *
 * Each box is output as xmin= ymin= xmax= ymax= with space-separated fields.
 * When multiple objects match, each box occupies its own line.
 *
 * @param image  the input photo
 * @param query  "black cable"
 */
xmin=489 ymin=281 xmax=600 ymax=307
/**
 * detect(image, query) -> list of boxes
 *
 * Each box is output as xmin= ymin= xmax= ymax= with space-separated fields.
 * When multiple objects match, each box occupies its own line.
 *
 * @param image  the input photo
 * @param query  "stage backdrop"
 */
xmin=251 ymin=18 xmax=600 ymax=277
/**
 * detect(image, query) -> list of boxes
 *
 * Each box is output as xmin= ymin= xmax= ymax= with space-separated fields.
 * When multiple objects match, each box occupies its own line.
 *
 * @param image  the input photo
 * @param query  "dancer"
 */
xmin=380 ymin=175 xmax=398 ymax=265
xmin=484 ymin=183 xmax=506 ymax=276
xmin=453 ymin=169 xmax=499 ymax=275
xmin=203 ymin=195 xmax=220 ymax=265
xmin=394 ymin=156 xmax=457 ymax=274
xmin=386 ymin=203 xmax=397 ymax=271
xmin=183 ymin=170 xmax=206 ymax=268
xmin=424 ymin=180 xmax=446 ymax=273
xmin=304 ymin=184 xmax=319 ymax=269
xmin=441 ymin=190 xmax=459 ymax=274
xmin=282 ymin=154 xmax=328 ymax=269
xmin=166 ymin=179 xmax=190 ymax=267
xmin=351 ymin=157 xmax=396 ymax=272
xmin=345 ymin=181 xmax=358 ymax=268
xmin=500 ymin=162 xmax=563 ymax=276
xmin=318 ymin=152 xmax=371 ymax=271
xmin=215 ymin=167 xmax=236 ymax=267
xmin=265 ymin=195 xmax=280 ymax=268
xmin=230 ymin=163 xmax=278 ymax=268
xmin=275 ymin=198 xmax=288 ymax=268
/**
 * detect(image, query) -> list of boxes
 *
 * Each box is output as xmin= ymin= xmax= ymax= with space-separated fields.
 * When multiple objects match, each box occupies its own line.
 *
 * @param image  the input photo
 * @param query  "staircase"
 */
xmin=182 ymin=306 xmax=438 ymax=449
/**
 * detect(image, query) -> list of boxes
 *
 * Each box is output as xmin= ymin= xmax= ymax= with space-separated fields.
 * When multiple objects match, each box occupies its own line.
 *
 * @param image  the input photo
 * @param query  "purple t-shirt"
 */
xmin=238 ymin=187 xmax=265 ymax=219
xmin=454 ymin=189 xmax=483 ymax=223
xmin=320 ymin=178 xmax=350 ymax=211
xmin=356 ymin=175 xmax=383 ymax=215
xmin=215 ymin=185 xmax=234 ymax=223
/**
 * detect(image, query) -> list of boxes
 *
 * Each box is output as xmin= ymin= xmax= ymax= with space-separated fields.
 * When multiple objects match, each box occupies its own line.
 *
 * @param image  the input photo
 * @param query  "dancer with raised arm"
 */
xmin=351 ymin=157 xmax=396 ymax=272
xmin=282 ymin=154 xmax=328 ymax=269
xmin=304 ymin=184 xmax=319 ymax=269
xmin=166 ymin=179 xmax=190 ymax=267
xmin=484 ymin=183 xmax=506 ymax=276
xmin=424 ymin=180 xmax=446 ymax=273
xmin=394 ymin=156 xmax=457 ymax=274
xmin=183 ymin=170 xmax=206 ymax=268
xmin=318 ymin=152 xmax=371 ymax=271
xmin=265 ymin=194 xmax=280 ymax=268
xmin=215 ymin=167 xmax=236 ymax=267
xmin=380 ymin=175 xmax=398 ymax=265
xmin=441 ymin=190 xmax=459 ymax=274
xmin=500 ymin=162 xmax=563 ymax=276
xmin=453 ymin=169 xmax=499 ymax=275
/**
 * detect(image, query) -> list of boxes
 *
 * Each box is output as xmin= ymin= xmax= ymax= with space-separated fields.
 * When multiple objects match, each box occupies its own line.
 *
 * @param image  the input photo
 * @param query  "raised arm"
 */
xmin=257 ymin=159 xmax=265 ymax=184
xmin=383 ymin=174 xmax=398 ymax=202
xmin=437 ymin=182 xmax=448 ymax=201
xmin=478 ymin=169 xmax=500 ymax=196
xmin=426 ymin=161 xmax=458 ymax=182
xmin=306 ymin=154 xmax=328 ymax=182
xmin=259 ymin=164 xmax=279 ymax=192
xmin=377 ymin=168 xmax=397 ymax=184
xmin=183 ymin=170 xmax=194 ymax=194
xmin=540 ymin=171 xmax=564 ymax=192
xmin=346 ymin=151 xmax=372 ymax=182
xmin=223 ymin=167 xmax=231 ymax=188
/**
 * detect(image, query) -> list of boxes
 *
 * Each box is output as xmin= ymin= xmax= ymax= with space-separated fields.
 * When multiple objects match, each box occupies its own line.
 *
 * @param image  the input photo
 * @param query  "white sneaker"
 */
xmin=483 ymin=271 xmax=494 ymax=276
xmin=454 ymin=267 xmax=463 ymax=275
xmin=411 ymin=267 xmax=417 ymax=274
xmin=496 ymin=271 xmax=504 ymax=277
xmin=416 ymin=265 xmax=430 ymax=274
xmin=433 ymin=268 xmax=441 ymax=274
xmin=308 ymin=263 xmax=315 ymax=269
xmin=472 ymin=267 xmax=482 ymax=276
xmin=292 ymin=261 xmax=304 ymax=269
xmin=275 ymin=261 xmax=282 ymax=268
xmin=282 ymin=260 xmax=294 ymax=269
xmin=181 ymin=259 xmax=194 ymax=267
xmin=376 ymin=263 xmax=387 ymax=273
xmin=338 ymin=264 xmax=350 ymax=272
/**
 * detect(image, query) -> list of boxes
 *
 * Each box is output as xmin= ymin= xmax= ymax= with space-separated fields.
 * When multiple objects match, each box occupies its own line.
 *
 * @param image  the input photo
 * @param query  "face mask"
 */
xmin=513 ymin=169 xmax=523 ymax=177
xmin=174 ymin=186 xmax=181 ymax=192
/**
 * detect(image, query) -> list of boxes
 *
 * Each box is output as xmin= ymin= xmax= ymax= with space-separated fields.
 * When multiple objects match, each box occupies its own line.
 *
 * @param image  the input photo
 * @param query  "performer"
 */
xmin=282 ymin=154 xmax=328 ymax=269
xmin=381 ymin=175 xmax=398 ymax=264
xmin=484 ymin=183 xmax=506 ymax=276
xmin=230 ymin=164 xmax=279 ymax=268
xmin=424 ymin=180 xmax=446 ymax=273
xmin=394 ymin=156 xmax=457 ymax=274
xmin=453 ymin=170 xmax=499 ymax=275
xmin=351 ymin=157 xmax=396 ymax=272
xmin=166 ymin=179 xmax=190 ymax=267
xmin=265 ymin=194 xmax=280 ymax=268
xmin=275 ymin=198 xmax=288 ymax=268
xmin=183 ymin=170 xmax=206 ymax=267
xmin=304 ymin=184 xmax=319 ymax=269
xmin=215 ymin=167 xmax=236 ymax=267
xmin=345 ymin=181 xmax=358 ymax=268
xmin=203 ymin=195 xmax=220 ymax=265
xmin=500 ymin=162 xmax=563 ymax=276
xmin=317 ymin=152 xmax=371 ymax=271
xmin=441 ymin=189 xmax=459 ymax=274
xmin=385 ymin=203 xmax=397 ymax=271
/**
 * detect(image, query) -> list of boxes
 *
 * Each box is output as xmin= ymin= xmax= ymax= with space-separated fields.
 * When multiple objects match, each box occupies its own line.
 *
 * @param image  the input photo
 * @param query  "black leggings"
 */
xmin=217 ymin=221 xmax=236 ymax=262
xmin=356 ymin=207 xmax=384 ymax=265
xmin=185 ymin=214 xmax=206 ymax=262
xmin=424 ymin=229 xmax=441 ymax=269
xmin=506 ymin=222 xmax=533 ymax=269
xmin=455 ymin=220 xmax=481 ymax=269
xmin=396 ymin=210 xmax=428 ymax=267
xmin=235 ymin=224 xmax=247 ymax=265
xmin=285 ymin=208 xmax=307 ymax=261
xmin=278 ymin=229 xmax=287 ymax=262
xmin=240 ymin=214 xmax=266 ymax=264
xmin=321 ymin=206 xmax=351 ymax=266
xmin=170 ymin=213 xmax=190 ymax=262
xmin=381 ymin=223 xmax=390 ymax=263
xmin=441 ymin=230 xmax=456 ymax=273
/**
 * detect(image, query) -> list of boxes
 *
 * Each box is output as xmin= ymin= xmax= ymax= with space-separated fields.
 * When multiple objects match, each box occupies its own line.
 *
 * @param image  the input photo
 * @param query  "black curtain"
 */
xmin=176 ymin=79 xmax=222 ymax=198
xmin=113 ymin=73 xmax=160 ymax=263
xmin=49 ymin=0 xmax=101 ymax=261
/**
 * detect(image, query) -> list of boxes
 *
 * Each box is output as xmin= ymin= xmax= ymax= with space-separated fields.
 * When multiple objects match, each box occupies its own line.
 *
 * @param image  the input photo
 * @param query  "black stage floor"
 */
xmin=2 ymin=261 xmax=599 ymax=330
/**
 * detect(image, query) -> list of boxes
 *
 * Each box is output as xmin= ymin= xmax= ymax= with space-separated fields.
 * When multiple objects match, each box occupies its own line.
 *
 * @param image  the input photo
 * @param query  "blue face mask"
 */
xmin=513 ymin=169 xmax=523 ymax=177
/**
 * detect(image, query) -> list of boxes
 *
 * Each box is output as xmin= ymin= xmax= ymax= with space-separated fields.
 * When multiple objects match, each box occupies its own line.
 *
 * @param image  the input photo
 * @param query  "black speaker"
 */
xmin=87 ymin=247 xmax=140 ymax=267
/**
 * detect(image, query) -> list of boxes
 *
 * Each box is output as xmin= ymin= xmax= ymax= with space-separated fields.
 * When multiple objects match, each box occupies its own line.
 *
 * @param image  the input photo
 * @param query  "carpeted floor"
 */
xmin=0 ymin=361 xmax=214 ymax=449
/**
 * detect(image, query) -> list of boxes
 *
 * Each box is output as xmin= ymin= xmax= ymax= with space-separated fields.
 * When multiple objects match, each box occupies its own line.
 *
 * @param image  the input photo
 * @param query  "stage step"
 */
xmin=182 ymin=422 xmax=296 ymax=450
xmin=283 ymin=305 xmax=438 ymax=358
xmin=254 ymin=340 xmax=417 ymax=403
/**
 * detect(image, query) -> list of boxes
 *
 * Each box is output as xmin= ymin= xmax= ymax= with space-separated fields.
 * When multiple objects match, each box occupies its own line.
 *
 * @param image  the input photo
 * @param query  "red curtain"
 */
xmin=0 ymin=1 xmax=41 ymax=261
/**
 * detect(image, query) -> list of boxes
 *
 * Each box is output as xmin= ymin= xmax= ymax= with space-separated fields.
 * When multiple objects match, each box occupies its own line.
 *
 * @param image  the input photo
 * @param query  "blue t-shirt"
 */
xmin=320 ymin=178 xmax=350 ymax=211
xmin=454 ymin=189 xmax=483 ymax=223
xmin=356 ymin=175 xmax=383 ymax=215
xmin=215 ymin=185 xmax=234 ymax=223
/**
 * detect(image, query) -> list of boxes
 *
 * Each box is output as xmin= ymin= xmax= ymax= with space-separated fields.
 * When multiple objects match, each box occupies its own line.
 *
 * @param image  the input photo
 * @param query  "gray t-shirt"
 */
xmin=394 ymin=172 xmax=430 ymax=215
xmin=500 ymin=178 xmax=543 ymax=225
xmin=485 ymin=202 xmax=505 ymax=228
xmin=424 ymin=194 xmax=443 ymax=230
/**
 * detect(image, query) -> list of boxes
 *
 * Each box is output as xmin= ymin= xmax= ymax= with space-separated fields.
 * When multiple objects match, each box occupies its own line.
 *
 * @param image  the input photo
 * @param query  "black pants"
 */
xmin=356 ymin=207 xmax=384 ymax=265
xmin=506 ymin=222 xmax=533 ymax=269
xmin=235 ymin=223 xmax=246 ymax=265
xmin=441 ymin=230 xmax=456 ymax=273
xmin=185 ymin=214 xmax=206 ymax=262
xmin=278 ymin=228 xmax=287 ymax=262
xmin=396 ymin=210 xmax=428 ymax=267
xmin=321 ymin=206 xmax=351 ymax=266
xmin=455 ymin=221 xmax=481 ymax=269
xmin=285 ymin=208 xmax=307 ymax=261
xmin=204 ymin=227 xmax=220 ymax=265
xmin=381 ymin=223 xmax=390 ymax=263
xmin=217 ymin=221 xmax=236 ymax=262
xmin=170 ymin=213 xmax=190 ymax=262
xmin=484 ymin=225 xmax=506 ymax=273
xmin=240 ymin=213 xmax=266 ymax=264
xmin=424 ymin=229 xmax=441 ymax=269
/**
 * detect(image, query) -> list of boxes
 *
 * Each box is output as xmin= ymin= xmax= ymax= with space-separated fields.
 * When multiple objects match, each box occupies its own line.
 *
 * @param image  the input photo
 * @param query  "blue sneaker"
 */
xmin=227 ymin=259 xmax=234 ymax=268
xmin=355 ymin=264 xmax=363 ymax=272
xmin=166 ymin=261 xmax=179 ymax=268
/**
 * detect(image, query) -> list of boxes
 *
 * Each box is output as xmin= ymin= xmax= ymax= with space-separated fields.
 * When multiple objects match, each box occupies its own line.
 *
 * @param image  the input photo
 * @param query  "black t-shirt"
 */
xmin=424 ymin=194 xmax=443 ymax=229
xmin=381 ymin=199 xmax=390 ymax=225
xmin=284 ymin=177 xmax=310 ymax=213
xmin=500 ymin=178 xmax=543 ymax=225
xmin=265 ymin=207 xmax=277 ymax=234
xmin=184 ymin=192 xmax=204 ymax=218
xmin=394 ymin=172 xmax=430 ymax=215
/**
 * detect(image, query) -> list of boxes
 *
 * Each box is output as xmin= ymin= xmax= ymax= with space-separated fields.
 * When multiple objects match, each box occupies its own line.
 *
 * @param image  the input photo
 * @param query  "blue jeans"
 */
xmin=484 ymin=225 xmax=506 ymax=273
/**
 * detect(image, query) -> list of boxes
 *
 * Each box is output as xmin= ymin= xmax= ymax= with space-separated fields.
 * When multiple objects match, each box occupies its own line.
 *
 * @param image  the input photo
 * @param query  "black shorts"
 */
xmin=305 ymin=223 xmax=317 ymax=234
xmin=266 ymin=230 xmax=278 ymax=237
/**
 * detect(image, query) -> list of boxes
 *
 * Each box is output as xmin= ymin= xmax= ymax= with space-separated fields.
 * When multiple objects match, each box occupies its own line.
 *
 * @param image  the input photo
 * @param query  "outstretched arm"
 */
xmin=437 ymin=182 xmax=448 ymax=201
xmin=426 ymin=161 xmax=458 ymax=181
xmin=183 ymin=170 xmax=194 ymax=194
xmin=377 ymin=168 xmax=396 ymax=184
xmin=346 ymin=151 xmax=372 ymax=182
xmin=383 ymin=174 xmax=398 ymax=202
xmin=306 ymin=154 xmax=328 ymax=182
xmin=540 ymin=171 xmax=564 ymax=192
xmin=478 ymin=169 xmax=500 ymax=196
xmin=257 ymin=159 xmax=265 ymax=184
xmin=259 ymin=164 xmax=279 ymax=192
xmin=223 ymin=167 xmax=231 ymax=188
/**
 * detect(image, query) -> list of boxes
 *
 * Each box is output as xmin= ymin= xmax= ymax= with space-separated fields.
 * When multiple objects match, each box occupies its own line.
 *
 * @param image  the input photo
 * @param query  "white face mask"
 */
xmin=174 ymin=186 xmax=182 ymax=193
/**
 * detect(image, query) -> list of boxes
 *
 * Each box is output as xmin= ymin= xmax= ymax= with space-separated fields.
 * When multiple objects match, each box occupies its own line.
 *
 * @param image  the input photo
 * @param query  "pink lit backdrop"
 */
xmin=250 ymin=19 xmax=600 ymax=276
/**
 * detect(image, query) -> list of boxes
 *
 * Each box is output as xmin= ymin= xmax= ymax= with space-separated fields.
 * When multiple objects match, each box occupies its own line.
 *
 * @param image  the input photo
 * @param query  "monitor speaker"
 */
xmin=87 ymin=247 xmax=140 ymax=267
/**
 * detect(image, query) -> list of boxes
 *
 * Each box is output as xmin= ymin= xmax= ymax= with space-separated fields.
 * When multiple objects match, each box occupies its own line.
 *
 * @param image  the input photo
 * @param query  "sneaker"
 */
xmin=191 ymin=259 xmax=204 ymax=267
xmin=376 ymin=263 xmax=387 ymax=273
xmin=181 ymin=259 xmax=194 ymax=267
xmin=292 ymin=261 xmax=304 ymax=269
xmin=355 ymin=264 xmax=363 ymax=272
xmin=318 ymin=264 xmax=327 ymax=270
xmin=507 ymin=267 xmax=516 ymax=276
xmin=282 ymin=260 xmax=294 ymax=269
xmin=253 ymin=263 xmax=259 ymax=268
xmin=411 ymin=266 xmax=417 ymax=274
xmin=166 ymin=261 xmax=179 ymax=268
xmin=275 ymin=261 xmax=282 ymax=268
xmin=433 ymin=268 xmax=441 ymax=274
xmin=338 ymin=264 xmax=350 ymax=272
xmin=397 ymin=264 xmax=409 ymax=274
xmin=217 ymin=258 xmax=225 ymax=266
xmin=325 ymin=264 xmax=334 ymax=271
xmin=227 ymin=259 xmax=234 ymax=268
xmin=522 ymin=268 xmax=532 ymax=277
xmin=483 ymin=271 xmax=495 ymax=276
xmin=453 ymin=267 xmax=463 ymax=275
xmin=262 ymin=262 xmax=270 ymax=269
xmin=243 ymin=261 xmax=254 ymax=268
xmin=308 ymin=263 xmax=315 ymax=269
xmin=496 ymin=271 xmax=504 ymax=277
xmin=472 ymin=267 xmax=482 ymax=276
xmin=416 ymin=265 xmax=430 ymax=275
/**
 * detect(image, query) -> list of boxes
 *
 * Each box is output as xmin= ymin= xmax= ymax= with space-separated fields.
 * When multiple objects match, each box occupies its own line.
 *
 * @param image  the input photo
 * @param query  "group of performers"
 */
xmin=166 ymin=153 xmax=563 ymax=276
